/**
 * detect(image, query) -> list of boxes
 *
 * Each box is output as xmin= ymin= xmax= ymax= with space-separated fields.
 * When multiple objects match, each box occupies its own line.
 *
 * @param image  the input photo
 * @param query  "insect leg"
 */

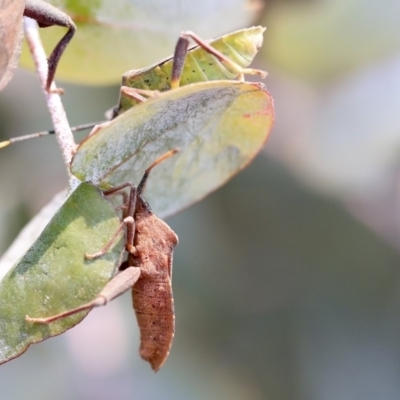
xmin=84 ymin=219 xmax=131 ymax=260
xmin=85 ymin=182 xmax=138 ymax=259
xmin=120 ymin=87 xmax=158 ymax=102
xmin=170 ymin=31 xmax=267 ymax=89
xmin=101 ymin=150 xmax=178 ymax=256
xmin=25 ymin=266 xmax=141 ymax=324
xmin=85 ymin=150 xmax=179 ymax=259
xmin=111 ymin=88 xmax=162 ymax=119
xmin=24 ymin=0 xmax=76 ymax=92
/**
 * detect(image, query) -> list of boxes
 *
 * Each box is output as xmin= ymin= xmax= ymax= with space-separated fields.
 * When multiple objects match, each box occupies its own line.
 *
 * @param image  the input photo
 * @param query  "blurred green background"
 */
xmin=2 ymin=0 xmax=400 ymax=399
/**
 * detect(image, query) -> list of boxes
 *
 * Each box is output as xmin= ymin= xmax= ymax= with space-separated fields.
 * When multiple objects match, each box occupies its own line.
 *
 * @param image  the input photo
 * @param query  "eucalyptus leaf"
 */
xmin=0 ymin=189 xmax=67 ymax=280
xmin=0 ymin=183 xmax=124 ymax=364
xmin=72 ymin=80 xmax=274 ymax=217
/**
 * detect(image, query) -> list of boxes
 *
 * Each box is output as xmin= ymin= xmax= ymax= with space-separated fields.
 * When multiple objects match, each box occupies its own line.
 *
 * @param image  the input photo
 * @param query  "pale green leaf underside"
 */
xmin=0 ymin=183 xmax=124 ymax=364
xmin=72 ymin=80 xmax=274 ymax=217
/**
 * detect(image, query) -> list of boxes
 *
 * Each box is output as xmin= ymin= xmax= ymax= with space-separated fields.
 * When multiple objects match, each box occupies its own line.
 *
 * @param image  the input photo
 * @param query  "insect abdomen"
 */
xmin=132 ymin=276 xmax=175 ymax=371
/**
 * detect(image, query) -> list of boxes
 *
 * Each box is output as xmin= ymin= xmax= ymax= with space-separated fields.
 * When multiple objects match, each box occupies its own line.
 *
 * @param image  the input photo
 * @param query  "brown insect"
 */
xmin=124 ymin=189 xmax=177 ymax=370
xmin=26 ymin=150 xmax=179 ymax=371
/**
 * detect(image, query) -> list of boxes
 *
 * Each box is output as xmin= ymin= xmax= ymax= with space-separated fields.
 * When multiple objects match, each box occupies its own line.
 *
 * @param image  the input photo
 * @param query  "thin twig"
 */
xmin=23 ymin=17 xmax=79 ymax=189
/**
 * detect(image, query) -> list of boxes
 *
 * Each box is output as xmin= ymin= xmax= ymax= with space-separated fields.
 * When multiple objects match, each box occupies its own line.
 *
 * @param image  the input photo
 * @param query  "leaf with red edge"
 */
xmin=71 ymin=80 xmax=274 ymax=218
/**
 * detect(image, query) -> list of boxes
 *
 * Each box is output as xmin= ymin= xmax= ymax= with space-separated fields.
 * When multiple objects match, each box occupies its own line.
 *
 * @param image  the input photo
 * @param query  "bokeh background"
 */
xmin=2 ymin=0 xmax=400 ymax=399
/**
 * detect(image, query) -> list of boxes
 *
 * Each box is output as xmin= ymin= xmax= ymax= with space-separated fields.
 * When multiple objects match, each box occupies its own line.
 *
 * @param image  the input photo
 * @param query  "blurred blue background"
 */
xmin=1 ymin=0 xmax=400 ymax=399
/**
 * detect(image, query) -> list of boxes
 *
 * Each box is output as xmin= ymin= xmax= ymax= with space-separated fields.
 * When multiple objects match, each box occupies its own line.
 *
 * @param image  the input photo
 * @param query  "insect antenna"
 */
xmin=0 ymin=122 xmax=99 ymax=148
xmin=137 ymin=149 xmax=179 ymax=196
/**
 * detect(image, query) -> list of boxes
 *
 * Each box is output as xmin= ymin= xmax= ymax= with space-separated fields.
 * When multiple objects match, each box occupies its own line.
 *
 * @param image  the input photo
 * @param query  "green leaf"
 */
xmin=0 ymin=190 xmax=67 ymax=277
xmin=0 ymin=183 xmax=124 ymax=364
xmin=71 ymin=80 xmax=274 ymax=217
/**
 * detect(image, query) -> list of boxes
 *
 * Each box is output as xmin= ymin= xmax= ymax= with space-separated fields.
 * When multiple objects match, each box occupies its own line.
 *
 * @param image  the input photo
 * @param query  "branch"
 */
xmin=23 ymin=17 xmax=79 ymax=188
